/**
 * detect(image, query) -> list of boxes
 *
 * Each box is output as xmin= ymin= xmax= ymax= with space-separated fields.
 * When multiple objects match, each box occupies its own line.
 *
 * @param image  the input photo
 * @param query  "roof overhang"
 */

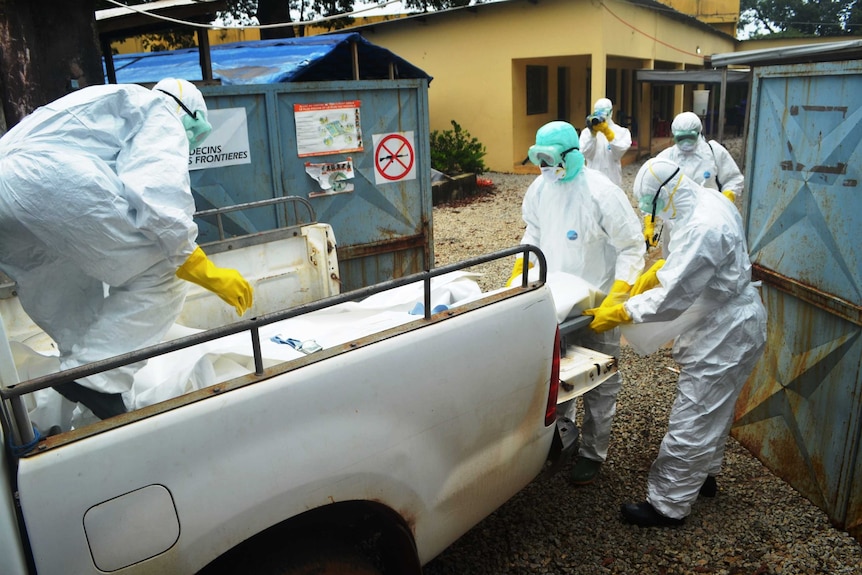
xmin=96 ymin=0 xmax=227 ymax=38
xmin=708 ymin=39 xmax=862 ymax=68
xmin=636 ymin=69 xmax=749 ymax=84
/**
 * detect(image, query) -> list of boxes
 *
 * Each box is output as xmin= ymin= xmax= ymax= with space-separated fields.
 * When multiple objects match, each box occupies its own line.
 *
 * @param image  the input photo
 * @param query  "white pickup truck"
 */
xmin=0 ymin=198 xmax=615 ymax=575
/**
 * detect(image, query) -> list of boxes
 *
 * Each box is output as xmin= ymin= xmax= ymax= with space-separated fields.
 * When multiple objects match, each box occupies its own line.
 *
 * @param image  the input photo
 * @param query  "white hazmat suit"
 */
xmin=0 ymin=80 xmax=250 ymax=430
xmin=588 ymin=158 xmax=767 ymax=524
xmin=579 ymin=98 xmax=632 ymax=186
xmin=519 ymin=121 xmax=644 ymax=478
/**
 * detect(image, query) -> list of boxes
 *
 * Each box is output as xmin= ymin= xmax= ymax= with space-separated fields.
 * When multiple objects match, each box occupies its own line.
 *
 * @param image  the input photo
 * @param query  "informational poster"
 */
xmin=373 ymin=131 xmax=416 ymax=184
xmin=305 ymin=158 xmax=355 ymax=197
xmin=294 ymin=100 xmax=363 ymax=157
xmin=189 ymin=108 xmax=251 ymax=171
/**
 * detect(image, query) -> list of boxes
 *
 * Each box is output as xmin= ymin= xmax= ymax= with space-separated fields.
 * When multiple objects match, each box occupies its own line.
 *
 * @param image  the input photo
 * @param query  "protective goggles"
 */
xmin=673 ymin=130 xmax=699 ymax=144
xmin=527 ymin=145 xmax=578 ymax=167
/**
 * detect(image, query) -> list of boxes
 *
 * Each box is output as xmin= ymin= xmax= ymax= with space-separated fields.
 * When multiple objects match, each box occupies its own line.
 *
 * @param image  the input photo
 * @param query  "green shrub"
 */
xmin=430 ymin=120 xmax=487 ymax=175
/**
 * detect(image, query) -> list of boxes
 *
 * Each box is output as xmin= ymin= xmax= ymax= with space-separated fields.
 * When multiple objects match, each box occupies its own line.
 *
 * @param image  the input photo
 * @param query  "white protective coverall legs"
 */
xmin=647 ymin=286 xmax=766 ymax=519
xmin=561 ymin=326 xmax=622 ymax=462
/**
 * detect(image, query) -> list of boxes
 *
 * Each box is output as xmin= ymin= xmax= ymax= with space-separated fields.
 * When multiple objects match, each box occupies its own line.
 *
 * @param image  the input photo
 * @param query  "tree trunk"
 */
xmin=257 ymin=0 xmax=295 ymax=40
xmin=0 ymin=0 xmax=103 ymax=131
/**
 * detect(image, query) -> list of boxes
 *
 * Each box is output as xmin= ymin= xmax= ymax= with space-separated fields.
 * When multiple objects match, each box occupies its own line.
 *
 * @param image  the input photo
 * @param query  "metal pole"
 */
xmin=251 ymin=328 xmax=264 ymax=376
xmin=351 ymin=41 xmax=360 ymax=81
xmin=718 ymin=68 xmax=728 ymax=142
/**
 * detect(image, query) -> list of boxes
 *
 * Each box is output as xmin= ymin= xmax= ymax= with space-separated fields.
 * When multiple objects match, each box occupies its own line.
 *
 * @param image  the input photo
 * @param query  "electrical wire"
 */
xmin=103 ymin=0 xmax=407 ymax=30
xmin=601 ymin=0 xmax=704 ymax=59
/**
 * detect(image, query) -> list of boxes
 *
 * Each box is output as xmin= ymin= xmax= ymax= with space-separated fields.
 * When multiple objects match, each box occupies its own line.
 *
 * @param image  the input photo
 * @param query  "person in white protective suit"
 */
xmin=659 ymin=111 xmax=743 ymax=202
xmin=579 ymin=97 xmax=632 ymax=186
xmin=583 ymin=158 xmax=767 ymax=527
xmin=0 ymin=79 xmax=254 ymax=431
xmin=643 ymin=112 xmax=745 ymax=251
xmin=507 ymin=121 xmax=644 ymax=486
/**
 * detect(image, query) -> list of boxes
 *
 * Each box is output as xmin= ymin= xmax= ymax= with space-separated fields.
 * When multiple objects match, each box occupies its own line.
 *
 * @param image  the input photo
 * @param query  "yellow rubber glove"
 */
xmin=583 ymin=303 xmax=631 ymax=333
xmin=644 ymin=215 xmax=660 ymax=249
xmin=722 ymin=190 xmax=736 ymax=203
xmin=176 ymin=247 xmax=254 ymax=316
xmin=599 ymin=279 xmax=631 ymax=308
xmin=631 ymin=259 xmax=666 ymax=296
xmin=597 ymin=121 xmax=615 ymax=142
xmin=505 ymin=257 xmax=534 ymax=287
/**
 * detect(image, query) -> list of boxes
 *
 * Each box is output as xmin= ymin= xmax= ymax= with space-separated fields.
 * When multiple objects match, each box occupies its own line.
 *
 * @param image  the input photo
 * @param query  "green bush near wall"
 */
xmin=430 ymin=120 xmax=487 ymax=175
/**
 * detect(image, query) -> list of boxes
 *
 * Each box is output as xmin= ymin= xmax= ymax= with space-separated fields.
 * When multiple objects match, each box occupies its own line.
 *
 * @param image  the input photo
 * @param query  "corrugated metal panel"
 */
xmin=193 ymin=80 xmax=433 ymax=292
xmin=709 ymin=39 xmax=862 ymax=69
xmin=635 ymin=69 xmax=749 ymax=84
xmin=732 ymin=60 xmax=862 ymax=542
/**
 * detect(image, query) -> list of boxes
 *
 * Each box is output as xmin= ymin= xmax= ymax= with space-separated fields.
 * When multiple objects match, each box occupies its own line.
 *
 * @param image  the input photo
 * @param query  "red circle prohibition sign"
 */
xmin=375 ymin=134 xmax=414 ymax=181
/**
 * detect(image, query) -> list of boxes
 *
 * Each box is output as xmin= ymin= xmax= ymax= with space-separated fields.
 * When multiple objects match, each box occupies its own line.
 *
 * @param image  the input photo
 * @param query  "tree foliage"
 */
xmin=739 ymin=0 xmax=862 ymax=38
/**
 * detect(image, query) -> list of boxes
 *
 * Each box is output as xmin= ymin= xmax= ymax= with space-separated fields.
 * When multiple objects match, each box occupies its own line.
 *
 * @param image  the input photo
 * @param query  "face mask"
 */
xmin=540 ymin=166 xmax=565 ymax=184
xmin=673 ymin=129 xmax=699 ymax=152
xmin=182 ymin=112 xmax=213 ymax=152
xmin=677 ymin=139 xmax=697 ymax=152
xmin=639 ymin=195 xmax=666 ymax=215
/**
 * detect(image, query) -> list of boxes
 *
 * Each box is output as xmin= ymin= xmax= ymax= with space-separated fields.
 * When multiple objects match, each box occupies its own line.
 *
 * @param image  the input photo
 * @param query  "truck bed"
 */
xmin=1 ymin=242 xmax=616 ymax=575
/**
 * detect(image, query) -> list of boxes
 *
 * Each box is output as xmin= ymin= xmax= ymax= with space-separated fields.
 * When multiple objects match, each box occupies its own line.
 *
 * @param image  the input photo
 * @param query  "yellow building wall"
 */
xmin=362 ymin=0 xmax=734 ymax=171
xmin=658 ymin=0 xmax=740 ymax=37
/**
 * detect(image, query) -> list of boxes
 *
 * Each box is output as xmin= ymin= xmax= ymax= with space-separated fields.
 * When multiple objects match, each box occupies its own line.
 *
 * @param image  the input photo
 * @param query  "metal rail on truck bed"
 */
xmin=0 ymin=245 xmax=549 ymax=456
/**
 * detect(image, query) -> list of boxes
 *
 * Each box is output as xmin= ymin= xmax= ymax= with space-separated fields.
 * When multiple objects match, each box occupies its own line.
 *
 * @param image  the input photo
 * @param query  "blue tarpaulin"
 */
xmin=107 ymin=32 xmax=432 ymax=85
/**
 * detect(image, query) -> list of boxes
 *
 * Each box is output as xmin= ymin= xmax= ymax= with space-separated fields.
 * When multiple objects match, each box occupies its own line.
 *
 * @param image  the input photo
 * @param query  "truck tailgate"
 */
xmin=557 ymin=345 xmax=618 ymax=405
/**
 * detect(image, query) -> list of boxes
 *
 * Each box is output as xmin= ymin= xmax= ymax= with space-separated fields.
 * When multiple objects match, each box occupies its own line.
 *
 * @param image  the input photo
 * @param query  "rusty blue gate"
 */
xmin=731 ymin=59 xmax=862 ymax=541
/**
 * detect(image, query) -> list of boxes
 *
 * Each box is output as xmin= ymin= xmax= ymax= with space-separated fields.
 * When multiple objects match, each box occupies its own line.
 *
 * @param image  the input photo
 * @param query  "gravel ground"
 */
xmin=424 ymin=142 xmax=862 ymax=575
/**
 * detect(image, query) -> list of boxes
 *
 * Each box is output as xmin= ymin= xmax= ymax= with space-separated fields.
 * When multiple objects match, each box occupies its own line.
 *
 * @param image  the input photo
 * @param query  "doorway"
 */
xmin=557 ymin=66 xmax=570 ymax=121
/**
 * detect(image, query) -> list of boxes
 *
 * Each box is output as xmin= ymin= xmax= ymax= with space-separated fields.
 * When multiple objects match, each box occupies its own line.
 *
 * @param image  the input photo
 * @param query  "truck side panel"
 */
xmin=0 ymin=441 xmax=29 ymax=575
xmin=16 ymin=286 xmax=558 ymax=574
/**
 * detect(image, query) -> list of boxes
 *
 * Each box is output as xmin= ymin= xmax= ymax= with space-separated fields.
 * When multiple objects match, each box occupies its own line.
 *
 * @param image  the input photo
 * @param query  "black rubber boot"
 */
xmin=620 ymin=501 xmax=685 ymax=527
xmin=569 ymin=457 xmax=602 ymax=486
xmin=700 ymin=475 xmax=718 ymax=497
xmin=53 ymin=382 xmax=127 ymax=420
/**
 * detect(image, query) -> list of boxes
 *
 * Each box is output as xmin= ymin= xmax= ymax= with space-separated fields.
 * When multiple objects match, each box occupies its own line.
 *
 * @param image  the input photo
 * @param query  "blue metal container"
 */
xmin=193 ymin=80 xmax=433 ymax=293
xmin=732 ymin=59 xmax=862 ymax=541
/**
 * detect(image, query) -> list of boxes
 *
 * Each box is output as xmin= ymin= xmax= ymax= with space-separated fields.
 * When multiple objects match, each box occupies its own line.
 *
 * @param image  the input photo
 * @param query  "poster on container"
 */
xmin=372 ymin=131 xmax=416 ymax=185
xmin=294 ymin=100 xmax=363 ymax=157
xmin=305 ymin=158 xmax=355 ymax=197
xmin=189 ymin=108 xmax=251 ymax=171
